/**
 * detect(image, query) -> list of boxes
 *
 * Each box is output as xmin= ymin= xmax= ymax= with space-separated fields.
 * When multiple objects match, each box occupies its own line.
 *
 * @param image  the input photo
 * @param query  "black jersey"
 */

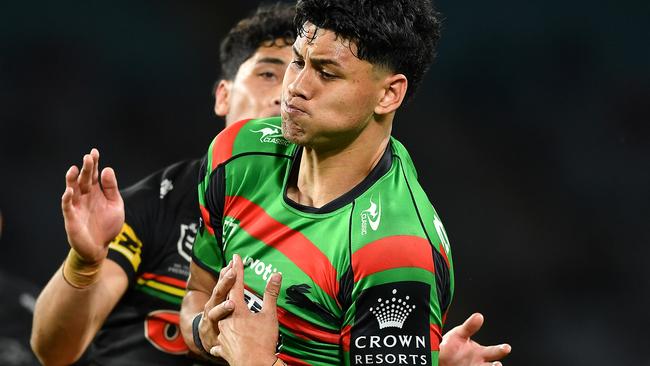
xmin=77 ymin=160 xmax=202 ymax=366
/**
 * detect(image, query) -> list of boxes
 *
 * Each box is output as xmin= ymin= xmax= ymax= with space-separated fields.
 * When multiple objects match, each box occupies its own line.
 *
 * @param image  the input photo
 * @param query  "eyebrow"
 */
xmin=256 ymin=57 xmax=287 ymax=66
xmin=292 ymin=45 xmax=342 ymax=69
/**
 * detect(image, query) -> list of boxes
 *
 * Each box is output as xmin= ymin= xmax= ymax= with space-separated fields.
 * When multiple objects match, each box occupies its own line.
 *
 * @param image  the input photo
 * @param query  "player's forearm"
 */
xmin=180 ymin=288 xmax=212 ymax=356
xmin=31 ymin=260 xmax=126 ymax=365
xmin=31 ymin=267 xmax=102 ymax=364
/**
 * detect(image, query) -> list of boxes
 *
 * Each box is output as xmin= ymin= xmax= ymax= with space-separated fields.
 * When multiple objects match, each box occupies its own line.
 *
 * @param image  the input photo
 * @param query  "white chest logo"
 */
xmin=361 ymin=195 xmax=381 ymax=235
xmin=251 ymin=123 xmax=289 ymax=146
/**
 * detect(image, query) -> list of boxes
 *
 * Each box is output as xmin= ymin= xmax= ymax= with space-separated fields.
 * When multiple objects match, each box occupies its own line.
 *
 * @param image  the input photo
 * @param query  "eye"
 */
xmin=319 ymin=70 xmax=337 ymax=80
xmin=258 ymin=71 xmax=277 ymax=81
xmin=291 ymin=59 xmax=305 ymax=68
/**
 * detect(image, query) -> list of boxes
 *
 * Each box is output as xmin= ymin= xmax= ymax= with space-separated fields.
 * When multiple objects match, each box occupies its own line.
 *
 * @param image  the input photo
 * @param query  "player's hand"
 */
xmin=210 ymin=254 xmax=281 ymax=366
xmin=439 ymin=313 xmax=511 ymax=366
xmin=61 ymin=148 xmax=124 ymax=264
xmin=197 ymin=260 xmax=237 ymax=355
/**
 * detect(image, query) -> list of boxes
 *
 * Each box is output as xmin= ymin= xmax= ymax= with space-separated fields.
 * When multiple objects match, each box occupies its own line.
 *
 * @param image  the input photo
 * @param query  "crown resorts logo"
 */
xmin=251 ymin=122 xmax=290 ymax=146
xmin=369 ymin=289 xmax=416 ymax=329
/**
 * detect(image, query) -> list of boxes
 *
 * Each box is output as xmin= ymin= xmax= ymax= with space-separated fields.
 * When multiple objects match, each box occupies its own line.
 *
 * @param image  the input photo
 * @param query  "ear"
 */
xmin=214 ymin=80 xmax=232 ymax=117
xmin=374 ymin=74 xmax=408 ymax=115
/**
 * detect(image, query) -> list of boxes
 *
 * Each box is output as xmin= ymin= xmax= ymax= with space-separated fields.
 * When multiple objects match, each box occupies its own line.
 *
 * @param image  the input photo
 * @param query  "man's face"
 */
xmin=280 ymin=23 xmax=390 ymax=149
xmin=216 ymin=42 xmax=292 ymax=125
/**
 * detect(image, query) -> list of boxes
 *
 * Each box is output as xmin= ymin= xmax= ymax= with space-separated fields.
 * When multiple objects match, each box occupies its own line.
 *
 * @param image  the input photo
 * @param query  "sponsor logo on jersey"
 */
xmin=159 ymin=179 xmax=173 ymax=199
xmin=243 ymin=288 xmax=284 ymax=352
xmin=361 ymin=194 xmax=381 ymax=235
xmin=251 ymin=122 xmax=290 ymax=146
xmin=351 ymin=282 xmax=431 ymax=365
xmin=176 ymin=222 xmax=197 ymax=262
xmin=243 ymin=254 xmax=280 ymax=283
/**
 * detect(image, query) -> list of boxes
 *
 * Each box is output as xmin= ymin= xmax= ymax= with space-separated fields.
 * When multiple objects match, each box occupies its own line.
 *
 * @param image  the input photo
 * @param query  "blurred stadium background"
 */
xmin=1 ymin=0 xmax=648 ymax=365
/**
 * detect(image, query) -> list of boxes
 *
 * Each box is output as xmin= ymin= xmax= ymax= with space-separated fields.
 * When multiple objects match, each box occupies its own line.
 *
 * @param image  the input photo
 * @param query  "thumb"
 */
xmin=262 ymin=272 xmax=282 ymax=314
xmin=101 ymin=167 xmax=121 ymax=202
xmin=455 ymin=312 xmax=484 ymax=339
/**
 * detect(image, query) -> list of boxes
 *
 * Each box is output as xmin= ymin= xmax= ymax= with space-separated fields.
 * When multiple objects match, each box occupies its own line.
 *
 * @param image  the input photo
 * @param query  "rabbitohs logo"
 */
xmin=361 ymin=194 xmax=381 ymax=235
xmin=251 ymin=122 xmax=290 ymax=146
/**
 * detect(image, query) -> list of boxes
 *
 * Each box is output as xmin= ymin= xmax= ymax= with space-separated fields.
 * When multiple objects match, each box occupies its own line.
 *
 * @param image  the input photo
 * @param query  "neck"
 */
xmin=287 ymin=120 xmax=391 ymax=208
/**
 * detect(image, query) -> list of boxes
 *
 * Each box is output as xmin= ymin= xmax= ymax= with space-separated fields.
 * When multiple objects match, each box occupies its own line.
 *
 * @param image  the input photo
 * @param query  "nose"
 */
xmin=287 ymin=67 xmax=310 ymax=101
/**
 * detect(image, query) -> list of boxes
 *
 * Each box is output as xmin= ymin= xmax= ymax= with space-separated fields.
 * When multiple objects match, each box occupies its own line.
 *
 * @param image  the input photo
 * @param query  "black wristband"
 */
xmin=192 ymin=313 xmax=216 ymax=360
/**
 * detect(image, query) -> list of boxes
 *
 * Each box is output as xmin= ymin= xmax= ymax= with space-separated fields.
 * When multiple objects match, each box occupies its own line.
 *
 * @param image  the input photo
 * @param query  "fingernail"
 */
xmin=233 ymin=253 xmax=240 ymax=264
xmin=224 ymin=300 xmax=234 ymax=310
xmin=271 ymin=272 xmax=282 ymax=284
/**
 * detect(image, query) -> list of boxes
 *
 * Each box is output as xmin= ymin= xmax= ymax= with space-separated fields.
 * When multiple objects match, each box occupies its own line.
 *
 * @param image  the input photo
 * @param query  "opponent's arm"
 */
xmin=31 ymin=149 xmax=126 ymax=366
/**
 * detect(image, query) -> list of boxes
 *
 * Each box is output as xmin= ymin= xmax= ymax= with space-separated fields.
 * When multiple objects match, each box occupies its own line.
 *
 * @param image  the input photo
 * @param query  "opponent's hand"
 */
xmin=210 ymin=254 xmax=281 ymax=366
xmin=61 ymin=148 xmax=124 ymax=264
xmin=197 ymin=260 xmax=237 ymax=356
xmin=439 ymin=313 xmax=511 ymax=366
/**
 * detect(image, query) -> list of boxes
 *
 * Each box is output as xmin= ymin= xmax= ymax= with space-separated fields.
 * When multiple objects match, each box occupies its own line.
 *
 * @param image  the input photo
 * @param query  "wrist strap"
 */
xmin=61 ymin=249 xmax=102 ymax=289
xmin=192 ymin=313 xmax=217 ymax=360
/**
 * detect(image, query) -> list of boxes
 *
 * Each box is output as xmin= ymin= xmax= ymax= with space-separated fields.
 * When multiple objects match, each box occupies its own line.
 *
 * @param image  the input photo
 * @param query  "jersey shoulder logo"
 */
xmin=361 ymin=194 xmax=381 ymax=235
xmin=250 ymin=122 xmax=290 ymax=146
xmin=176 ymin=222 xmax=198 ymax=262
xmin=159 ymin=179 xmax=173 ymax=199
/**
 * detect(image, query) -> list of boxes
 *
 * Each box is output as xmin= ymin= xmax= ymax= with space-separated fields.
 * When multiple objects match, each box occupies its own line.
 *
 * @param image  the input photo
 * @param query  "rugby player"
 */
xmin=182 ymin=0 xmax=511 ymax=365
xmin=32 ymin=2 xmax=510 ymax=366
xmin=31 ymin=4 xmax=295 ymax=365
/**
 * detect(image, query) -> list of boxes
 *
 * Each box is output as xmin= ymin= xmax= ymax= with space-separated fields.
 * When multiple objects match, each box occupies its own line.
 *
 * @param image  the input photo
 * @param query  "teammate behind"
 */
xmin=30 ymin=4 xmax=295 ymax=365
xmin=183 ymin=0 xmax=510 ymax=365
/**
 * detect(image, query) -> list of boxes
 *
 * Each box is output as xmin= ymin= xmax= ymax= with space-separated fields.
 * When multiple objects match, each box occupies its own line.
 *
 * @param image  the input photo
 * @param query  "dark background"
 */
xmin=1 ymin=1 xmax=648 ymax=365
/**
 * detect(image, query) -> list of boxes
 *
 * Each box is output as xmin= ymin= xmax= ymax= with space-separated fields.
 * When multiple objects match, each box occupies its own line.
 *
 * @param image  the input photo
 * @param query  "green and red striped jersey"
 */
xmin=193 ymin=117 xmax=454 ymax=366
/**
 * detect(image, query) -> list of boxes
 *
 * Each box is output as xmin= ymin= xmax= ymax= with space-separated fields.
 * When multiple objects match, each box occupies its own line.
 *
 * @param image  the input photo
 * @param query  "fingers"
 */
xmin=90 ymin=148 xmax=100 ymax=184
xmin=204 ymin=261 xmax=234 ymax=311
xmin=207 ymin=299 xmax=235 ymax=323
xmin=61 ymin=186 xmax=74 ymax=217
xmin=261 ymin=272 xmax=282 ymax=314
xmin=227 ymin=254 xmax=246 ymax=304
xmin=100 ymin=167 xmax=121 ymax=203
xmin=483 ymin=362 xmax=503 ymax=366
xmin=78 ymin=153 xmax=94 ymax=194
xmin=480 ymin=343 xmax=512 ymax=361
xmin=65 ymin=165 xmax=81 ymax=206
xmin=455 ymin=312 xmax=484 ymax=339
xmin=210 ymin=344 xmax=223 ymax=358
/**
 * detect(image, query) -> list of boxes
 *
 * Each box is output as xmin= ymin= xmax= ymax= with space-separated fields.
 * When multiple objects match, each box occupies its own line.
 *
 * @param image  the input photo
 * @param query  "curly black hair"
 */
xmin=219 ymin=2 xmax=296 ymax=81
xmin=294 ymin=0 xmax=441 ymax=101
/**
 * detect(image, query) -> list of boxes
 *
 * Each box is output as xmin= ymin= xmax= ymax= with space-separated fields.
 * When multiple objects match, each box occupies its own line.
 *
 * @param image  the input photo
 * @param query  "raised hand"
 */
xmin=439 ymin=313 xmax=511 ymax=366
xmin=61 ymin=148 xmax=124 ymax=264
